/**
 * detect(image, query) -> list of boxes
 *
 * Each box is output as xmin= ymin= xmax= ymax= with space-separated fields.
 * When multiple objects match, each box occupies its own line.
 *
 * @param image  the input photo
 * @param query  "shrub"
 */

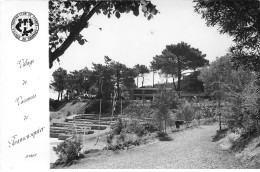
xmin=176 ymin=101 xmax=195 ymax=123
xmin=106 ymin=132 xmax=114 ymax=145
xmin=66 ymin=111 xmax=71 ymax=116
xmin=83 ymin=149 xmax=100 ymax=154
xmin=122 ymin=103 xmax=156 ymax=119
xmin=134 ymin=125 xmax=147 ymax=137
xmin=53 ymin=139 xmax=83 ymax=164
xmin=111 ymin=118 xmax=125 ymax=135
xmin=157 ymin=131 xmax=172 ymax=141
xmin=119 ymin=130 xmax=127 ymax=142
xmin=224 ymin=80 xmax=260 ymax=132
xmin=105 ymin=139 xmax=142 ymax=151
xmin=142 ymin=122 xmax=159 ymax=133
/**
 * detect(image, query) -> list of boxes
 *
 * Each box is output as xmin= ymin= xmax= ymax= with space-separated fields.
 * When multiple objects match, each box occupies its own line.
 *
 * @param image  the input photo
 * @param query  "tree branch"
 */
xmin=49 ymin=1 xmax=104 ymax=68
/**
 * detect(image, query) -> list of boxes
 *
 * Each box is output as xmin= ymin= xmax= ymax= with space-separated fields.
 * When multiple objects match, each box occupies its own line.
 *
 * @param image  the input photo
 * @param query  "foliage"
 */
xmin=66 ymin=111 xmax=71 ymax=116
xmin=49 ymin=0 xmax=159 ymax=68
xmin=157 ymin=131 xmax=172 ymax=141
xmin=176 ymin=100 xmax=195 ymax=122
xmin=198 ymin=55 xmax=253 ymax=99
xmin=142 ymin=122 xmax=159 ymax=133
xmin=121 ymin=102 xmax=155 ymax=119
xmin=111 ymin=118 xmax=125 ymax=135
xmin=50 ymin=57 xmax=138 ymax=113
xmin=195 ymin=0 xmax=260 ymax=134
xmin=194 ymin=0 xmax=260 ymax=72
xmin=181 ymin=71 xmax=204 ymax=92
xmin=104 ymin=56 xmax=137 ymax=99
xmin=152 ymin=87 xmax=173 ymax=132
xmin=151 ymin=42 xmax=208 ymax=94
xmin=84 ymin=99 xmax=111 ymax=114
xmin=49 ymin=98 xmax=64 ymax=111
xmin=224 ymin=80 xmax=260 ymax=132
xmin=51 ymin=67 xmax=68 ymax=101
xmin=53 ymin=139 xmax=83 ymax=164
xmin=106 ymin=132 xmax=114 ymax=146
xmin=105 ymin=140 xmax=141 ymax=151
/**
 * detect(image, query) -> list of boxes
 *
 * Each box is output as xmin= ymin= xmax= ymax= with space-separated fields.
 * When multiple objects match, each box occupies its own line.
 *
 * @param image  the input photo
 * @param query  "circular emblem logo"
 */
xmin=11 ymin=12 xmax=39 ymax=42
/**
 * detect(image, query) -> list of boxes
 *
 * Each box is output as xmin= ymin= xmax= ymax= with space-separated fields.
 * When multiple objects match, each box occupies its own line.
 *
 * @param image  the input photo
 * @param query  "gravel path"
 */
xmin=63 ymin=125 xmax=244 ymax=169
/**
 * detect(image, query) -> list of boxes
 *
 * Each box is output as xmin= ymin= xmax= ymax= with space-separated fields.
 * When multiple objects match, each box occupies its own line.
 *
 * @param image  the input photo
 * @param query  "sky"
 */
xmin=50 ymin=0 xmax=234 ymax=98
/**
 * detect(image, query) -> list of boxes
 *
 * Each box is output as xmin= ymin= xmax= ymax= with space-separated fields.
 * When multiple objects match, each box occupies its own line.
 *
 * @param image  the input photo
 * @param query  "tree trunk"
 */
xmin=136 ymin=77 xmax=139 ymax=87
xmin=116 ymin=68 xmax=120 ymax=100
xmin=142 ymin=76 xmax=144 ymax=87
xmin=172 ymin=77 xmax=177 ymax=91
xmin=57 ymin=91 xmax=60 ymax=101
xmin=218 ymin=98 xmax=222 ymax=130
xmin=57 ymin=82 xmax=61 ymax=101
xmin=177 ymin=57 xmax=182 ymax=97
xmin=165 ymin=119 xmax=167 ymax=133
xmin=153 ymin=71 xmax=155 ymax=88
xmin=172 ymin=77 xmax=179 ymax=98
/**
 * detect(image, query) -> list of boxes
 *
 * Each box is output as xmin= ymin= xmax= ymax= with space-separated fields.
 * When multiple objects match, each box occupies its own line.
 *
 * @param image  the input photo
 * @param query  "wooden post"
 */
xmin=153 ymin=70 xmax=154 ymax=88
xmin=142 ymin=89 xmax=144 ymax=105
xmin=121 ymin=98 xmax=122 ymax=116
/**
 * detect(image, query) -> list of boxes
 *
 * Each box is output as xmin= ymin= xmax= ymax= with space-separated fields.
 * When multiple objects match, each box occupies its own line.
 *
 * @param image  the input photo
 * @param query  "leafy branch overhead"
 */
xmin=49 ymin=0 xmax=159 ymax=68
xmin=194 ymin=0 xmax=260 ymax=71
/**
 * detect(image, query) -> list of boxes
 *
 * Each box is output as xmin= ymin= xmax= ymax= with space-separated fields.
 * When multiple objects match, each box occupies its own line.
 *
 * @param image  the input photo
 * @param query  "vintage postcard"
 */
xmin=1 ymin=0 xmax=260 ymax=170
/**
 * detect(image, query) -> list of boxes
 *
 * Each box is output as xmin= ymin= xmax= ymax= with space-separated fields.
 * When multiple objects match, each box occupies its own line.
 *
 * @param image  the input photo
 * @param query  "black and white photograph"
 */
xmin=5 ymin=0 xmax=258 ymax=169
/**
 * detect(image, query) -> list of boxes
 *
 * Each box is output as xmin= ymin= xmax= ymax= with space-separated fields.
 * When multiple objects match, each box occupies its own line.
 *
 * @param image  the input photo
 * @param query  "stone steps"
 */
xmin=65 ymin=118 xmax=116 ymax=124
xmin=51 ymin=124 xmax=107 ymax=130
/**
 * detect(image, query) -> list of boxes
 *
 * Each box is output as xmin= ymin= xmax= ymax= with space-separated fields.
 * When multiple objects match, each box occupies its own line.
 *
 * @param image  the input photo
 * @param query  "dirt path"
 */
xmin=62 ymin=125 xmax=244 ymax=169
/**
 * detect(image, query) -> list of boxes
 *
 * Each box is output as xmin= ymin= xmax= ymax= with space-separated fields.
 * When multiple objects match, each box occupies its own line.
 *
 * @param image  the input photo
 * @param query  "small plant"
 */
xmin=83 ymin=149 xmax=100 ymax=154
xmin=111 ymin=118 xmax=125 ymax=135
xmin=143 ymin=122 xmax=159 ymax=133
xmin=134 ymin=125 xmax=147 ymax=137
xmin=157 ymin=131 xmax=172 ymax=141
xmin=53 ymin=139 xmax=83 ymax=164
xmin=106 ymin=132 xmax=114 ymax=145
xmin=119 ymin=130 xmax=127 ymax=142
xmin=66 ymin=111 xmax=71 ymax=116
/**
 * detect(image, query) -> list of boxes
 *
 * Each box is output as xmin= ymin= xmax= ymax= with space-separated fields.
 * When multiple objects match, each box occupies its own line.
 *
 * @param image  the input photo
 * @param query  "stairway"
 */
xmin=50 ymin=113 xmax=117 ymax=140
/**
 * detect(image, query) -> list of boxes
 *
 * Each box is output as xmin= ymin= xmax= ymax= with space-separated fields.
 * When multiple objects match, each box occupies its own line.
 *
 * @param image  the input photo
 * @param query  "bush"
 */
xmin=224 ymin=80 xmax=260 ymax=133
xmin=142 ymin=122 xmax=159 ymax=133
xmin=83 ymin=149 xmax=100 ymax=154
xmin=176 ymin=101 xmax=195 ymax=123
xmin=134 ymin=125 xmax=147 ymax=137
xmin=49 ymin=99 xmax=64 ymax=111
xmin=53 ymin=139 xmax=83 ymax=164
xmin=105 ymin=139 xmax=142 ymax=151
xmin=106 ymin=132 xmax=114 ymax=145
xmin=122 ymin=103 xmax=156 ymax=119
xmin=157 ymin=131 xmax=172 ymax=141
xmin=111 ymin=118 xmax=125 ymax=135
xmin=84 ymin=100 xmax=112 ymax=114
xmin=66 ymin=111 xmax=71 ymax=116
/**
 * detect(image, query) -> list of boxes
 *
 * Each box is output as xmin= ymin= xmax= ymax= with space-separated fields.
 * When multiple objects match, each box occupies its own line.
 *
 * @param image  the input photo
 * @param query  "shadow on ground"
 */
xmin=212 ymin=128 xmax=228 ymax=142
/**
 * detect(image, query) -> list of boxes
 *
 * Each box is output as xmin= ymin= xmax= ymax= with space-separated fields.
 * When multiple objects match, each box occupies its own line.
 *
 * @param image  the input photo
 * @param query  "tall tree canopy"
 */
xmin=198 ymin=55 xmax=254 ymax=99
xmin=151 ymin=42 xmax=208 ymax=92
xmin=194 ymin=0 xmax=260 ymax=72
xmin=51 ymin=67 xmax=68 ymax=101
xmin=105 ymin=56 xmax=137 ymax=99
xmin=49 ymin=0 xmax=158 ymax=68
